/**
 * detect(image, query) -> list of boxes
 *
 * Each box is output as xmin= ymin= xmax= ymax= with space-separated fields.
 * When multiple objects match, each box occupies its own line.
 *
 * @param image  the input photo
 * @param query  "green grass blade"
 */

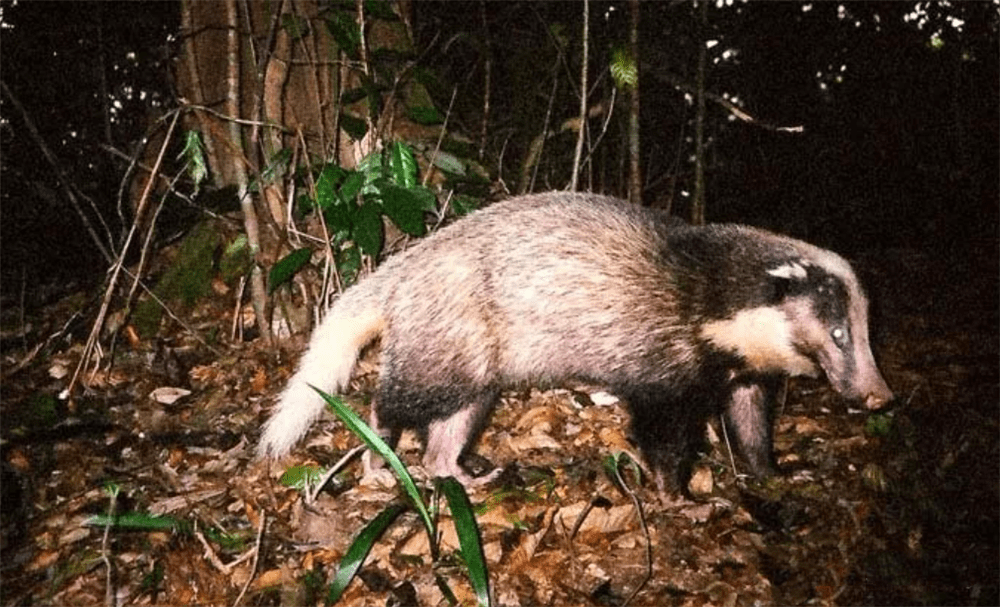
xmin=84 ymin=512 xmax=187 ymax=532
xmin=326 ymin=502 xmax=407 ymax=605
xmin=438 ymin=477 xmax=491 ymax=607
xmin=313 ymin=387 xmax=436 ymax=540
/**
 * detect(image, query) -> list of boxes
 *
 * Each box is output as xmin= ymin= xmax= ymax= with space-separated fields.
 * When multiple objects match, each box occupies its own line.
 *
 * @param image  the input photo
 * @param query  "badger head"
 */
xmin=701 ymin=246 xmax=893 ymax=410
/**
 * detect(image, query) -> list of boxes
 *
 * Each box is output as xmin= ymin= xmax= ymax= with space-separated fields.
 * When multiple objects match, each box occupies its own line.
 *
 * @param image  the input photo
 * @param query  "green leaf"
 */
xmin=337 ymin=244 xmax=361 ymax=286
xmin=352 ymin=202 xmax=384 ymax=257
xmin=339 ymin=113 xmax=368 ymax=141
xmin=268 ymin=247 xmax=313 ymax=295
xmin=388 ymin=141 xmax=418 ymax=189
xmin=314 ymin=389 xmax=436 ymax=541
xmin=357 ymin=151 xmax=385 ymax=189
xmin=603 ymin=452 xmax=642 ymax=490
xmin=220 ymin=234 xmax=251 ymax=283
xmin=865 ymin=412 xmax=894 ymax=437
xmin=316 ymin=165 xmax=355 ymax=231
xmin=325 ymin=10 xmax=361 ymax=59
xmin=407 ymin=105 xmax=443 ymax=125
xmin=610 ymin=46 xmax=638 ymax=89
xmin=316 ymin=164 xmax=347 ymax=211
xmin=363 ymin=0 xmax=399 ymax=21
xmin=279 ymin=465 xmax=326 ymax=491
xmin=338 ymin=170 xmax=365 ymax=205
xmin=429 ymin=150 xmax=467 ymax=176
xmin=340 ymin=87 xmax=369 ymax=106
xmin=438 ymin=478 xmax=491 ymax=607
xmin=326 ymin=502 xmax=407 ymax=605
xmin=377 ymin=181 xmax=428 ymax=236
xmin=182 ymin=130 xmax=208 ymax=191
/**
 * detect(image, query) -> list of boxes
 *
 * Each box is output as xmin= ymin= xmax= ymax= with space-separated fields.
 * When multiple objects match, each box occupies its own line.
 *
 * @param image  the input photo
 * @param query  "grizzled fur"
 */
xmin=259 ymin=192 xmax=892 ymax=492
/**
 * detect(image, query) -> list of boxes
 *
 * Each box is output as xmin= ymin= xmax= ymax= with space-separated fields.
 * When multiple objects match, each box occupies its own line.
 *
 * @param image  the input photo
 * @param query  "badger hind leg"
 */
xmin=422 ymin=394 xmax=500 ymax=487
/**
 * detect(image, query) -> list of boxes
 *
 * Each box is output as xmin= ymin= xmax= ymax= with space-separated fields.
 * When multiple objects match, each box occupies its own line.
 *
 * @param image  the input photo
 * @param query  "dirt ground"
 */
xmin=2 ymin=243 xmax=997 ymax=606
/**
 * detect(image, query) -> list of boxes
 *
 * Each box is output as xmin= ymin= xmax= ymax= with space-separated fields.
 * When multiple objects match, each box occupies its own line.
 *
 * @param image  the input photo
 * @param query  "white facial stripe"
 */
xmin=766 ymin=260 xmax=809 ymax=280
xmin=701 ymin=306 xmax=818 ymax=377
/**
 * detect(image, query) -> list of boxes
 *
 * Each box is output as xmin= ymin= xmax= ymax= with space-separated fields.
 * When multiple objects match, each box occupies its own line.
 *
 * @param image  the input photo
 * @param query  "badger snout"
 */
xmin=862 ymin=379 xmax=893 ymax=410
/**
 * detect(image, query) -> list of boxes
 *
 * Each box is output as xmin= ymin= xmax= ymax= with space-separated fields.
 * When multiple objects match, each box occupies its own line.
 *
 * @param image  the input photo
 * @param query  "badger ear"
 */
xmin=766 ymin=261 xmax=808 ymax=280
xmin=765 ymin=261 xmax=807 ymax=303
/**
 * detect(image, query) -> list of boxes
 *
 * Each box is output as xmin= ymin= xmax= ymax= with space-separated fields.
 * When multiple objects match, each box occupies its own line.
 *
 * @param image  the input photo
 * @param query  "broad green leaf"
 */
xmin=357 ymin=151 xmax=385 ymax=190
xmin=326 ymin=503 xmax=407 ymax=605
xmin=316 ymin=164 xmax=347 ymax=211
xmin=352 ymin=203 xmax=384 ymax=257
xmin=325 ymin=11 xmax=361 ymax=59
xmin=410 ymin=186 xmax=438 ymax=212
xmin=339 ymin=113 xmax=368 ymax=141
xmin=439 ymin=477 xmax=491 ymax=607
xmin=430 ymin=150 xmax=467 ymax=176
xmin=377 ymin=181 xmax=427 ymax=236
xmin=316 ymin=165 xmax=355 ymax=231
xmin=338 ymin=170 xmax=365 ymax=205
xmin=314 ymin=388 xmax=436 ymax=540
xmin=388 ymin=141 xmax=418 ymax=188
xmin=268 ymin=247 xmax=313 ymax=295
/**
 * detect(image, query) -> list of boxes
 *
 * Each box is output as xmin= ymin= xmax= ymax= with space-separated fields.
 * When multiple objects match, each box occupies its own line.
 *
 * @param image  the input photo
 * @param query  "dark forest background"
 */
xmin=2 ymin=1 xmax=997 ymax=299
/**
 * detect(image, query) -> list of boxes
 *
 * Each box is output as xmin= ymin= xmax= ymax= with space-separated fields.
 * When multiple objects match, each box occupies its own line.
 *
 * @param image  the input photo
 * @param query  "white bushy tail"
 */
xmin=257 ymin=294 xmax=386 ymax=459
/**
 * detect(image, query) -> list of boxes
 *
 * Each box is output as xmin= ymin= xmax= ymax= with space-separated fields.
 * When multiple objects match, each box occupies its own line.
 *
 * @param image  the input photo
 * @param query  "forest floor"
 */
xmin=1 ymin=243 xmax=997 ymax=607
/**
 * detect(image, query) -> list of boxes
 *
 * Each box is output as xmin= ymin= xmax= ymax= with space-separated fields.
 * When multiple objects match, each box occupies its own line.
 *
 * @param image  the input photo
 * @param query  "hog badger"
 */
xmin=258 ymin=192 xmax=892 ymax=492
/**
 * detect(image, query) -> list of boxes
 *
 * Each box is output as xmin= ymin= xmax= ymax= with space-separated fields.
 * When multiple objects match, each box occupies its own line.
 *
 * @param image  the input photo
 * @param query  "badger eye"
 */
xmin=831 ymin=327 xmax=848 ymax=348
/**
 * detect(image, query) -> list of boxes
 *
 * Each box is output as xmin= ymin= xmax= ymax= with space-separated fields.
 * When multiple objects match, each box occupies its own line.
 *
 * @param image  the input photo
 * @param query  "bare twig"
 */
xmin=232 ymin=513 xmax=266 ymax=607
xmin=719 ymin=414 xmax=740 ymax=482
xmin=613 ymin=462 xmax=652 ymax=607
xmin=306 ymin=444 xmax=366 ymax=504
xmin=423 ymin=85 xmax=458 ymax=189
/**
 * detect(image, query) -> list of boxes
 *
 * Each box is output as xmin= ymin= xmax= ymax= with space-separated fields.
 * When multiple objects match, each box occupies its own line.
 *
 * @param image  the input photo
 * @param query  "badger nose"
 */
xmin=864 ymin=387 xmax=893 ymax=410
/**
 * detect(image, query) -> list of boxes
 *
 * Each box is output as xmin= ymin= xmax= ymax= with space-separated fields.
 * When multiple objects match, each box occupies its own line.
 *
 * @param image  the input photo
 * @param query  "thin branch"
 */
xmin=232 ymin=513 xmax=266 ymax=607
xmin=613 ymin=463 xmax=652 ymax=607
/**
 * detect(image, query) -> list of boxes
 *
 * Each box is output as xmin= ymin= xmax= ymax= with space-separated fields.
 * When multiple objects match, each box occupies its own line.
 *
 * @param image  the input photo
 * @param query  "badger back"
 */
xmin=690 ymin=225 xmax=893 ymax=409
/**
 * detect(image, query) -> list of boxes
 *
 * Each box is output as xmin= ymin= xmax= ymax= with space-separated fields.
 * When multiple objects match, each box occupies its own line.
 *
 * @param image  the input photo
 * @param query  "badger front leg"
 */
xmin=423 ymin=399 xmax=500 ymax=487
xmin=723 ymin=376 xmax=784 ymax=478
